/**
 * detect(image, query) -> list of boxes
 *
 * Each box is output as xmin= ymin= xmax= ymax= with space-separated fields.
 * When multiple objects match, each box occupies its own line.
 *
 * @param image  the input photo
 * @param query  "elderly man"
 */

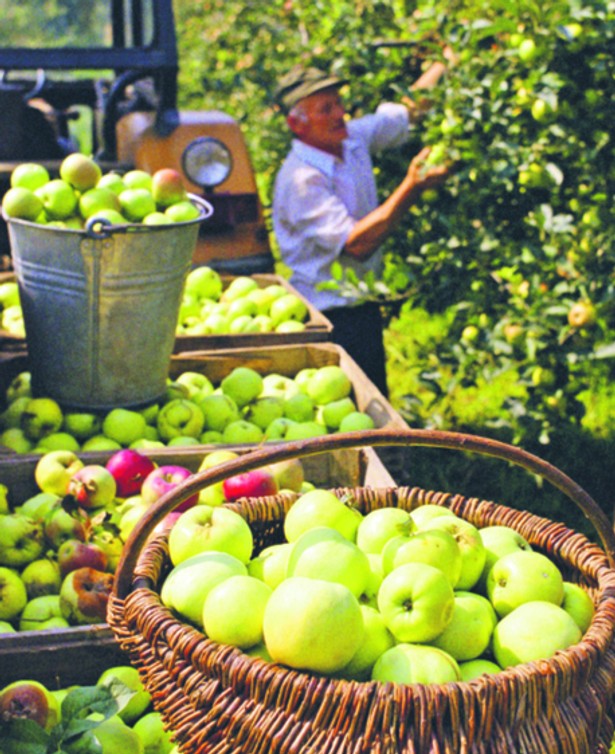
xmin=272 ymin=59 xmax=451 ymax=397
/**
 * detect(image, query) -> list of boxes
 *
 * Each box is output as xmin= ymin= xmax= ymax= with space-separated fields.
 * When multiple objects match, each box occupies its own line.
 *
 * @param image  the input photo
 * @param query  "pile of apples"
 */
xmin=0 ymin=362 xmax=376 ymax=455
xmin=1 ymin=154 xmax=200 ymax=229
xmin=0 ymin=664 xmax=177 ymax=754
xmin=159 ymin=491 xmax=595 ymax=683
xmin=177 ymin=267 xmax=311 ymax=336
xmin=0 ymin=446 xmax=307 ymax=634
xmin=0 ymin=278 xmax=24 ymax=338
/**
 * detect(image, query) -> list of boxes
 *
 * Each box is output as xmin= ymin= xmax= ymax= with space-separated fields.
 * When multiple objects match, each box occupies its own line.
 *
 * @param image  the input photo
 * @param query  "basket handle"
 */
xmin=113 ymin=428 xmax=615 ymax=599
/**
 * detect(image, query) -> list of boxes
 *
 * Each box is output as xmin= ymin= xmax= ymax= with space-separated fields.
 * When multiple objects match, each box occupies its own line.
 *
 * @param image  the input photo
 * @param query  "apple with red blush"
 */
xmin=66 ymin=464 xmax=117 ymax=509
xmin=105 ymin=448 xmax=157 ymax=498
xmin=222 ymin=468 xmax=279 ymax=502
xmin=141 ymin=464 xmax=198 ymax=511
xmin=57 ymin=538 xmax=109 ymax=578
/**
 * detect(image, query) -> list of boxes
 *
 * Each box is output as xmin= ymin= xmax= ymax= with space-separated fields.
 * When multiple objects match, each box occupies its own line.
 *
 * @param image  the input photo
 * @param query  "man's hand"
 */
xmin=407 ymin=146 xmax=450 ymax=191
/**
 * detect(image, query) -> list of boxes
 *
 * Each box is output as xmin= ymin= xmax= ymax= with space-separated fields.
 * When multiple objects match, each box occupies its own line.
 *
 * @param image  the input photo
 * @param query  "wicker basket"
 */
xmin=108 ymin=429 xmax=615 ymax=754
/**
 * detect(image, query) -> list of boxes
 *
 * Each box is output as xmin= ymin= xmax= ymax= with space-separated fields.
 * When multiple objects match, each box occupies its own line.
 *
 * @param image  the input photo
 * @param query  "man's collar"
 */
xmin=291 ymin=139 xmax=342 ymax=177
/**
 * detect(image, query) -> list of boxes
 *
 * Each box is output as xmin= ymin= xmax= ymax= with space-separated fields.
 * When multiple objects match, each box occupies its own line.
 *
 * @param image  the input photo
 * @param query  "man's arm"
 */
xmin=403 ymin=46 xmax=457 ymax=120
xmin=343 ymin=146 xmax=448 ymax=260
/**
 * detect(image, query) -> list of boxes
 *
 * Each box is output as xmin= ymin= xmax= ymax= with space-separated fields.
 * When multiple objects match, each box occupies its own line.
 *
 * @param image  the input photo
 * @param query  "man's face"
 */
xmin=289 ymin=88 xmax=348 ymax=157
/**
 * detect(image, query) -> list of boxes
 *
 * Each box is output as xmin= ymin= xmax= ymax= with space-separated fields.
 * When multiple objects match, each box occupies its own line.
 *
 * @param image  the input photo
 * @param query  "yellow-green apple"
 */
xmin=339 ymin=604 xmax=395 ymax=681
xmin=0 ymin=395 xmax=31 ymax=430
xmin=0 ymin=679 xmax=60 ymax=731
xmin=118 ymin=499 xmax=149 ymax=543
xmin=422 ymin=515 xmax=486 ymax=590
xmin=168 ymin=504 xmax=253 ymax=566
xmin=1 ymin=186 xmax=44 ymax=220
xmin=338 ymin=411 xmax=375 ymax=432
xmin=318 ymin=397 xmax=356 ymax=430
xmin=143 ymin=211 xmax=169 ymax=226
xmin=220 ymin=276 xmax=258 ymax=302
xmin=165 ymin=199 xmax=200 ymax=223
xmin=59 ymin=566 xmax=114 ymax=625
xmin=0 ymin=427 xmax=33 ymax=453
xmin=377 ymin=562 xmax=455 ymax=643
xmin=97 ymin=664 xmax=151 ymax=724
xmin=246 ymin=286 xmax=280 ymax=315
xmin=21 ymin=557 xmax=62 ymax=598
xmin=222 ymin=419 xmax=264 ymax=444
xmin=0 ymin=513 xmax=45 ymax=566
xmin=269 ymin=293 xmax=308 ymax=328
xmin=263 ymin=417 xmax=297 ymax=441
xmin=306 ymin=365 xmax=352 ymax=405
xmin=220 ymin=367 xmax=263 ymax=408
xmin=141 ymin=464 xmax=197 ymax=512
xmin=123 ymin=169 xmax=152 ymax=190
xmin=244 ymin=396 xmax=285 ymax=430
xmin=151 ymin=167 xmax=187 ymax=208
xmin=561 ymin=581 xmax=595 ymax=632
xmin=492 ymin=600 xmax=581 ymax=668
xmin=458 ymin=658 xmax=502 ymax=681
xmin=57 ymin=538 xmax=108 ymax=577
xmin=157 ymin=399 xmax=205 ymax=441
xmin=87 ymin=716 xmax=145 ymax=753
xmin=78 ymin=187 xmax=121 ymax=218
xmin=247 ymin=542 xmax=293 ymax=589
xmin=6 ymin=371 xmax=31 ymax=402
xmin=184 ymin=265 xmax=223 ymax=300
xmin=409 ymin=504 xmax=457 ymax=529
xmin=283 ymin=488 xmax=362 ymax=542
xmin=267 ymin=458 xmax=305 ymax=492
xmin=10 ymin=162 xmax=50 ymax=191
xmin=102 ymin=408 xmax=147 ymax=446
xmin=372 ymin=643 xmax=461 ymax=684
xmin=97 ymin=171 xmax=126 ymax=195
xmin=262 ymin=576 xmax=364 ymax=674
xmin=67 ymin=464 xmax=117 ymax=509
xmin=430 ymin=590 xmax=498 ymax=661
xmin=37 ymin=431 xmax=81 ymax=453
xmin=43 ymin=506 xmax=86 ymax=549
xmin=105 ymin=448 xmax=157 ymax=498
xmin=196 ymin=449 xmax=239 ymax=506
xmin=35 ymin=178 xmax=78 ymax=219
xmin=81 ymin=435 xmax=122 ymax=452
xmin=222 ymin=468 xmax=278 ymax=502
xmin=294 ymin=368 xmax=317 ymax=394
xmin=132 ymin=710 xmax=174 ymax=754
xmin=0 ymin=483 xmax=8 ymax=514
xmin=21 ymin=397 xmax=64 ymax=441
xmin=202 ymin=573 xmax=272 ymax=649
xmin=62 ymin=411 xmax=102 ymax=442
xmin=60 ymin=153 xmax=102 ymax=192
xmin=118 ymin=188 xmax=156 ymax=221
xmin=175 ymin=371 xmax=215 ymax=402
xmin=283 ymin=420 xmax=328 ymax=441
xmin=19 ymin=593 xmax=69 ymax=631
xmin=0 ymin=565 xmax=28 ymax=620
xmin=282 ymin=392 xmax=315 ymax=423
xmin=90 ymin=527 xmax=124 ymax=572
xmin=261 ymin=373 xmax=299 ymax=400
xmin=356 ymin=506 xmax=415 ymax=555
xmin=198 ymin=392 xmax=241 ymax=433
xmin=0 ymin=620 xmax=15 ymax=633
xmin=16 ymin=492 xmax=60 ymax=522
xmin=161 ymin=550 xmax=247 ymax=627
xmin=486 ymin=550 xmax=564 ymax=618
xmin=381 ymin=528 xmax=462 ymax=587
xmin=286 ymin=526 xmax=373 ymax=599
xmin=477 ymin=525 xmax=532 ymax=592
xmin=226 ymin=296 xmax=258 ymax=321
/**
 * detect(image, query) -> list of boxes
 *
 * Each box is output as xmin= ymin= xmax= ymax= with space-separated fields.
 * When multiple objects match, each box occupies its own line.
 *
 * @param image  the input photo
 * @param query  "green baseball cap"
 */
xmin=274 ymin=66 xmax=348 ymax=113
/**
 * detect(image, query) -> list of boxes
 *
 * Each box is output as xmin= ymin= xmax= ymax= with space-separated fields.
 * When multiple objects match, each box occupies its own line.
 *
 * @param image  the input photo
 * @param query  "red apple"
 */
xmin=105 ymin=449 xmax=157 ymax=498
xmin=222 ymin=468 xmax=279 ymax=502
xmin=151 ymin=168 xmax=187 ymax=208
xmin=57 ymin=538 xmax=109 ymax=578
xmin=59 ymin=567 xmax=114 ymax=625
xmin=67 ymin=464 xmax=117 ymax=509
xmin=140 ymin=464 xmax=197 ymax=512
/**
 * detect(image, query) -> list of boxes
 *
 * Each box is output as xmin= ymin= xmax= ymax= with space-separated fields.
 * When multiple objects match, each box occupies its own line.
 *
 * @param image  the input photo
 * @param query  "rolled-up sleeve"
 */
xmin=348 ymin=103 xmax=410 ymax=153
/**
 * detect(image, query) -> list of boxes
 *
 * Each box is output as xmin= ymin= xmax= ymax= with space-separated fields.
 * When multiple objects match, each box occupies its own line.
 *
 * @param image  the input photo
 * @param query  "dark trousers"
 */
xmin=323 ymin=302 xmax=389 ymax=398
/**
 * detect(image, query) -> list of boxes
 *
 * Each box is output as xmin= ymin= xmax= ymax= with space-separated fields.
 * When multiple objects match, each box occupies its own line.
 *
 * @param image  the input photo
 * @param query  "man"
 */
xmin=272 ymin=58 xmax=452 ymax=397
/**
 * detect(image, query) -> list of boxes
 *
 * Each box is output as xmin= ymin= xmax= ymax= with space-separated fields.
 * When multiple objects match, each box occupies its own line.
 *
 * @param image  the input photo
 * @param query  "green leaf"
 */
xmin=0 ymin=718 xmax=49 ymax=754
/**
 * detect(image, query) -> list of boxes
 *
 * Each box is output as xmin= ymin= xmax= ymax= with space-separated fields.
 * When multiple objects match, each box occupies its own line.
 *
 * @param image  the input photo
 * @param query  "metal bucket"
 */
xmin=4 ymin=195 xmax=213 ymax=410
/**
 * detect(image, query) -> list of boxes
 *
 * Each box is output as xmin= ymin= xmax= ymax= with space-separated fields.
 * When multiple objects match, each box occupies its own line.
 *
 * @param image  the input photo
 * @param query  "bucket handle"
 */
xmin=113 ymin=428 xmax=615 ymax=600
xmin=85 ymin=193 xmax=214 ymax=238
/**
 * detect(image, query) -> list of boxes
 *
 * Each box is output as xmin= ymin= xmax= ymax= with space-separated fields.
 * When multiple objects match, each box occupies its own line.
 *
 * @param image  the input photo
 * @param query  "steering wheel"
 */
xmin=0 ymin=68 xmax=47 ymax=100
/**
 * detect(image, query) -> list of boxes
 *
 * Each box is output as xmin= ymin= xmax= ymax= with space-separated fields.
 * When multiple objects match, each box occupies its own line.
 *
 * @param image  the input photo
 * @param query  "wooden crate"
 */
xmin=0 ymin=444 xmax=395 ymax=688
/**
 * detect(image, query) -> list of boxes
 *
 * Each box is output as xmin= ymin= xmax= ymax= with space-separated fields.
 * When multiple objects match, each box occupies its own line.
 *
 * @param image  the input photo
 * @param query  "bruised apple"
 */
xmin=59 ymin=566 xmax=114 ymax=625
xmin=0 ymin=679 xmax=60 ymax=731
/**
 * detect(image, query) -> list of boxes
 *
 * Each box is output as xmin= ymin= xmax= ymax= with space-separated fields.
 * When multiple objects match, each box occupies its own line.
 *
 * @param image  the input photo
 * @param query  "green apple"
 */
xmin=339 ymin=604 xmax=395 ymax=681
xmin=62 ymin=411 xmax=103 ymax=441
xmin=430 ymin=590 xmax=498 ymax=661
xmin=197 ymin=392 xmax=240 ymax=433
xmin=60 ymin=152 xmax=102 ymax=192
xmin=220 ymin=367 xmax=264 ymax=408
xmin=98 ymin=664 xmax=151 ymax=724
xmin=202 ymin=573 xmax=272 ymax=649
xmin=2 ymin=186 xmax=44 ymax=220
xmin=175 ymin=371 xmax=215 ymax=402
xmin=220 ymin=275 xmax=259 ymax=302
xmin=132 ymin=710 xmax=175 ymax=754
xmin=284 ymin=421 xmax=327 ymax=441
xmin=1 ymin=305 xmax=25 ymax=337
xmin=21 ymin=557 xmax=62 ymax=598
xmin=119 ymin=188 xmax=156 ymax=221
xmin=16 ymin=491 xmax=60 ymax=521
xmin=0 ymin=483 xmax=8 ymax=514
xmin=318 ymin=397 xmax=356 ymax=430
xmin=21 ymin=397 xmax=64 ymax=441
xmin=458 ymin=658 xmax=502 ymax=681
xmin=422 ymin=515 xmax=486 ymax=590
xmin=37 ymin=431 xmax=81 ymax=452
xmin=19 ymin=593 xmax=69 ymax=631
xmin=293 ymin=368 xmax=318 ymax=395
xmin=263 ymin=417 xmax=297 ymax=441
xmin=486 ymin=550 xmax=564 ymax=618
xmin=0 ymin=280 xmax=20 ymax=309
xmin=90 ymin=716 xmax=145 ymax=754
xmin=165 ymin=199 xmax=200 ymax=223
xmin=196 ymin=449 xmax=240 ymax=506
xmin=244 ymin=396 xmax=285 ymax=430
xmin=222 ymin=419 xmax=264 ymax=445
xmin=492 ymin=600 xmax=581 ymax=668
xmin=377 ymin=562 xmax=455 ymax=643
xmin=0 ymin=427 xmax=33 ymax=453
xmin=123 ymin=168 xmax=153 ymax=190
xmin=34 ymin=450 xmax=85 ymax=497
xmin=306 ymin=365 xmax=352 ymax=405
xmin=118 ymin=500 xmax=149 ymax=542
xmin=284 ymin=488 xmax=362 ymax=542
xmin=356 ymin=506 xmax=415 ymax=555
xmin=0 ymin=679 xmax=60 ymax=731
xmin=561 ymin=581 xmax=595 ymax=632
xmin=267 ymin=458 xmax=305 ymax=492
xmin=0 ymin=512 xmax=45 ymax=566
xmin=156 ymin=398 xmax=205 ymax=441
xmin=143 ymin=211 xmax=170 ymax=226
xmin=226 ymin=296 xmax=258 ymax=321
xmin=282 ymin=392 xmax=315 ymax=423
xmin=5 ymin=371 xmax=31 ymax=403
xmin=286 ymin=526 xmax=373 ymax=599
xmin=102 ymin=408 xmax=148 ymax=446
xmin=261 ymin=373 xmax=299 ymax=400
xmin=338 ymin=412 xmax=375 ymax=432
xmin=381 ymin=528 xmax=462 ymax=587
xmin=78 ymin=187 xmax=121 ymax=218
xmin=247 ymin=542 xmax=293 ymax=589
xmin=409 ymin=504 xmax=457 ymax=529
xmin=161 ymin=550 xmax=247 ymax=627
xmin=11 ymin=162 xmax=50 ymax=191
xmin=168 ymin=504 xmax=254 ymax=566
xmin=184 ymin=265 xmax=223 ymax=300
xmin=97 ymin=171 xmax=126 ymax=195
xmin=477 ymin=524 xmax=533 ymax=592
xmin=81 ymin=435 xmax=123 ymax=452
xmin=246 ymin=286 xmax=280 ymax=315
xmin=0 ymin=565 xmax=28 ymax=620
xmin=262 ymin=576 xmax=364 ymax=673
xmin=371 ymin=642 xmax=461 ymax=684
xmin=35 ymin=178 xmax=78 ymax=219
xmin=269 ymin=293 xmax=308 ymax=328
xmin=0 ymin=620 xmax=16 ymax=633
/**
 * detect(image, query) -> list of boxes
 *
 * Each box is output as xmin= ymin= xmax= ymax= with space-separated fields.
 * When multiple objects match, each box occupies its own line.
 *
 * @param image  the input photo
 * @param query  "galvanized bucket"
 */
xmin=4 ymin=195 xmax=213 ymax=409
